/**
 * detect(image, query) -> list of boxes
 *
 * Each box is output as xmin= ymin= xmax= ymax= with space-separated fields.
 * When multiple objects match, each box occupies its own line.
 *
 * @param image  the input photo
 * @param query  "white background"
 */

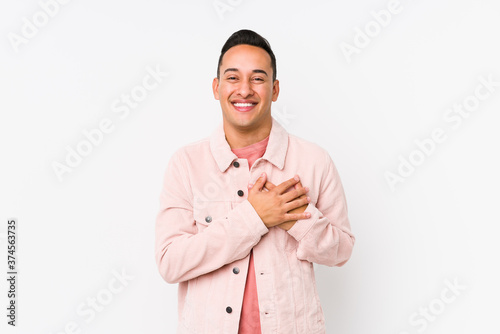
xmin=1 ymin=0 xmax=500 ymax=333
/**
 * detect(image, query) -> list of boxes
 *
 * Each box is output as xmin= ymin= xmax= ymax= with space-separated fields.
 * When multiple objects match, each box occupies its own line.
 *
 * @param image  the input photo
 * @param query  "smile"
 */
xmin=233 ymin=103 xmax=255 ymax=107
xmin=232 ymin=102 xmax=257 ymax=112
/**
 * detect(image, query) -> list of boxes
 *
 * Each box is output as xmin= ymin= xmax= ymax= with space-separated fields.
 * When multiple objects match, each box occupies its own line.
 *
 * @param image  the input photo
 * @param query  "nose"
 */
xmin=236 ymin=79 xmax=253 ymax=97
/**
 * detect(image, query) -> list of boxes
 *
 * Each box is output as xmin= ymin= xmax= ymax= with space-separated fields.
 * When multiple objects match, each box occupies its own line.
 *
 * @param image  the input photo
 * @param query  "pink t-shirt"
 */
xmin=231 ymin=135 xmax=269 ymax=334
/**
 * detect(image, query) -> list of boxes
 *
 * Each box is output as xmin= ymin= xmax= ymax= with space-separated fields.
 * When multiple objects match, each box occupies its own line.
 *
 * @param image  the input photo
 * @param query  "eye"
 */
xmin=227 ymin=76 xmax=237 ymax=80
xmin=252 ymin=77 xmax=264 ymax=82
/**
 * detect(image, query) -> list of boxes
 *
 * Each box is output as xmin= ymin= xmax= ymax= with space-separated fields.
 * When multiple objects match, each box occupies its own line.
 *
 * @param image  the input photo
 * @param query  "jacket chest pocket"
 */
xmin=193 ymin=200 xmax=232 ymax=232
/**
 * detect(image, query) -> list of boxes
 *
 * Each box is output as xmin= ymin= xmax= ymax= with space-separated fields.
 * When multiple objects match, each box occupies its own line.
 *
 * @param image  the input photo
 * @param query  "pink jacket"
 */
xmin=155 ymin=117 xmax=355 ymax=333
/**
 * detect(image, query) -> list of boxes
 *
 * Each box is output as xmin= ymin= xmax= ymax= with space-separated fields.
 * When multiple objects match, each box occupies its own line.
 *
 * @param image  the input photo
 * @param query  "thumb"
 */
xmin=249 ymin=172 xmax=266 ymax=191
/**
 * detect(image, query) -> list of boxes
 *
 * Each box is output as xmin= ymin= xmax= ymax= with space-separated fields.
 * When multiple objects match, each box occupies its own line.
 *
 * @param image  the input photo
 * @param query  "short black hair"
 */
xmin=217 ymin=29 xmax=277 ymax=82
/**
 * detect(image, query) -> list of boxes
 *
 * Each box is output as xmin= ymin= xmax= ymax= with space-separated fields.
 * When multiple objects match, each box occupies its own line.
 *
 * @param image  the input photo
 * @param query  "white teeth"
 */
xmin=233 ymin=103 xmax=255 ymax=107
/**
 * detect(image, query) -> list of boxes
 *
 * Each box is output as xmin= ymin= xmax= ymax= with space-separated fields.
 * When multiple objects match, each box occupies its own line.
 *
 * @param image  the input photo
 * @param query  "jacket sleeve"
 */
xmin=154 ymin=150 xmax=269 ymax=284
xmin=286 ymin=149 xmax=355 ymax=267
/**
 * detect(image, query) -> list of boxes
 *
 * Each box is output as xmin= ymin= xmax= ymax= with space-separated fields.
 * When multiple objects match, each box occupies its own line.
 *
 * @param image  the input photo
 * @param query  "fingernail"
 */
xmin=306 ymin=196 xmax=310 ymax=202
xmin=294 ymin=174 xmax=299 ymax=181
xmin=261 ymin=172 xmax=265 ymax=177
xmin=305 ymin=187 xmax=309 ymax=192
xmin=248 ymin=183 xmax=253 ymax=189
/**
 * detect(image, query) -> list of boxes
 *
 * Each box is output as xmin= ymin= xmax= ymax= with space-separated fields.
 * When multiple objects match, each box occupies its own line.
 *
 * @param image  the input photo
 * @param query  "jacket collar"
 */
xmin=209 ymin=116 xmax=289 ymax=173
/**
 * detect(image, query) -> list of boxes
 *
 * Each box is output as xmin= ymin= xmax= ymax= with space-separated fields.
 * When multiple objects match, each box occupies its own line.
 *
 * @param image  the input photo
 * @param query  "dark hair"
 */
xmin=217 ymin=29 xmax=277 ymax=82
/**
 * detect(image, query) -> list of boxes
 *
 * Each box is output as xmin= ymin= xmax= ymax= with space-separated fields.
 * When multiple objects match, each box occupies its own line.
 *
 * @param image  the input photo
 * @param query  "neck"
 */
xmin=223 ymin=117 xmax=272 ymax=149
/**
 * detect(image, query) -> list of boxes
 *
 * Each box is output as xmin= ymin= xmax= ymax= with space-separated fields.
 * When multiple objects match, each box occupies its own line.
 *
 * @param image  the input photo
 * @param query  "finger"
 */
xmin=284 ymin=211 xmax=311 ymax=221
xmin=249 ymin=172 xmax=267 ymax=191
xmin=265 ymin=181 xmax=276 ymax=190
xmin=283 ymin=196 xmax=310 ymax=212
xmin=287 ymin=181 xmax=303 ymax=193
xmin=274 ymin=175 xmax=301 ymax=194
xmin=282 ymin=185 xmax=309 ymax=203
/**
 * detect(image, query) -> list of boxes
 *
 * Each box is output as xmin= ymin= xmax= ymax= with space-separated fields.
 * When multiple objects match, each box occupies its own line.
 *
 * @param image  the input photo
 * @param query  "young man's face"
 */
xmin=212 ymin=44 xmax=279 ymax=132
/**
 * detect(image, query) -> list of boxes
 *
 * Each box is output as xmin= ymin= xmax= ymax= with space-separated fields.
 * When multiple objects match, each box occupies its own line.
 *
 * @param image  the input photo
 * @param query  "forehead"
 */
xmin=220 ymin=44 xmax=272 ymax=71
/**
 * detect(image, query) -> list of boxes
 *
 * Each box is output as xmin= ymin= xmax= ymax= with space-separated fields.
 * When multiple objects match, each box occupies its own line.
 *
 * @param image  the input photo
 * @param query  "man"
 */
xmin=155 ymin=29 xmax=355 ymax=334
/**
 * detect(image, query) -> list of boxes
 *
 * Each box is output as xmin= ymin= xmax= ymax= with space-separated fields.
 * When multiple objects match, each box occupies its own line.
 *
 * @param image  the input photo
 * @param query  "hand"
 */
xmin=265 ymin=180 xmax=310 ymax=231
xmin=247 ymin=173 xmax=311 ymax=229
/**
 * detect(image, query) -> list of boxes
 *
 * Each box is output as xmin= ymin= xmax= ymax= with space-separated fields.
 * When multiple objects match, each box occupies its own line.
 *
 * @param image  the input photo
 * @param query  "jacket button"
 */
xmin=205 ymin=216 xmax=212 ymax=223
xmin=233 ymin=267 xmax=240 ymax=274
xmin=233 ymin=161 xmax=240 ymax=168
xmin=226 ymin=306 xmax=232 ymax=314
xmin=237 ymin=190 xmax=244 ymax=197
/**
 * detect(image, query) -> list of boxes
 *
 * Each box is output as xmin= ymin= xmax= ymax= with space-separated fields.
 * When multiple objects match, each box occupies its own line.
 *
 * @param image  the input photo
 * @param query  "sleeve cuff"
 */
xmin=229 ymin=199 xmax=269 ymax=238
xmin=287 ymin=203 xmax=319 ymax=241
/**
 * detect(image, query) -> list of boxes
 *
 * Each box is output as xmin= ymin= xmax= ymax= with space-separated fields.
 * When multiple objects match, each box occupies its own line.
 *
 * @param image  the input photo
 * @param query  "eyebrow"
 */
xmin=223 ymin=68 xmax=268 ymax=77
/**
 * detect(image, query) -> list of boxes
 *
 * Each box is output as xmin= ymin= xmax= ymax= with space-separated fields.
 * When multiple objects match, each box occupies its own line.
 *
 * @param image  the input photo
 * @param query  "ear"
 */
xmin=272 ymin=79 xmax=280 ymax=102
xmin=212 ymin=77 xmax=220 ymax=100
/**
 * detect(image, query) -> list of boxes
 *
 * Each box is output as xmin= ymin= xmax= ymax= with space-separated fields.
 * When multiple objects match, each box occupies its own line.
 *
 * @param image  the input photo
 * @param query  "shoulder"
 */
xmin=168 ymin=136 xmax=211 ymax=165
xmin=286 ymin=132 xmax=339 ymax=182
xmin=287 ymin=132 xmax=331 ymax=161
xmin=173 ymin=135 xmax=211 ymax=156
